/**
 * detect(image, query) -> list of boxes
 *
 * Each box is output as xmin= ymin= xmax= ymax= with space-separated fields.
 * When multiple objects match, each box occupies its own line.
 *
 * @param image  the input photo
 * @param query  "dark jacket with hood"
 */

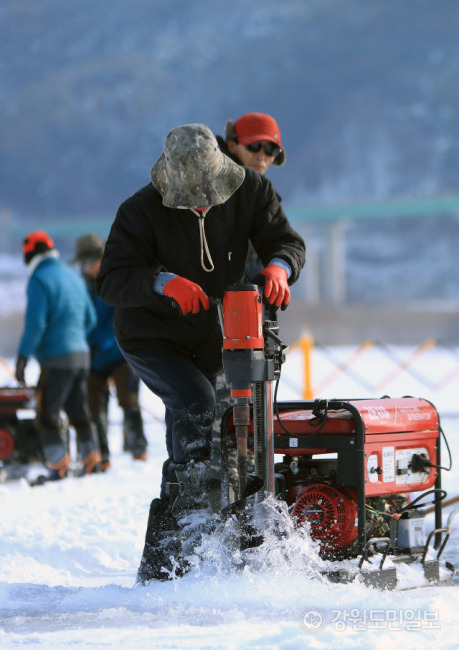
xmin=216 ymin=135 xmax=281 ymax=281
xmin=96 ymin=168 xmax=305 ymax=375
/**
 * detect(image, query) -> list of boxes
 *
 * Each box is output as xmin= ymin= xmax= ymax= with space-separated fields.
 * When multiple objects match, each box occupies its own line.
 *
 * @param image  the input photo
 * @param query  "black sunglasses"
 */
xmin=244 ymin=141 xmax=282 ymax=157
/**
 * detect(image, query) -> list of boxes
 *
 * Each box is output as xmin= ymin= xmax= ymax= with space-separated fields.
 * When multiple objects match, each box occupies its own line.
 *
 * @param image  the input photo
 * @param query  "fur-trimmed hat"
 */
xmin=150 ymin=124 xmax=245 ymax=208
xmin=225 ymin=112 xmax=286 ymax=166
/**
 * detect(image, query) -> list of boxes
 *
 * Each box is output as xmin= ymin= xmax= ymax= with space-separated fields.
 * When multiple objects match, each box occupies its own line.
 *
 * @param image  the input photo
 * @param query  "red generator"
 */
xmin=219 ymin=284 xmax=456 ymax=587
xmin=0 ymin=387 xmax=42 ymax=466
xmin=221 ymin=396 xmax=449 ymax=580
xmin=270 ymin=397 xmax=441 ymax=556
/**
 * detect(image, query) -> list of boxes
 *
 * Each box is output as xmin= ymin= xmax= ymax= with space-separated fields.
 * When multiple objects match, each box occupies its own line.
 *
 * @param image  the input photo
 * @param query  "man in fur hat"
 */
xmin=97 ymin=123 xmax=305 ymax=583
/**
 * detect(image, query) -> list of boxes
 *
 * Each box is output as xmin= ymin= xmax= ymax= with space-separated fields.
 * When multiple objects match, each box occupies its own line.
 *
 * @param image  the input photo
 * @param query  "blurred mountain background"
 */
xmin=1 ymin=0 xmax=459 ymax=349
xmin=2 ymin=0 xmax=458 ymax=215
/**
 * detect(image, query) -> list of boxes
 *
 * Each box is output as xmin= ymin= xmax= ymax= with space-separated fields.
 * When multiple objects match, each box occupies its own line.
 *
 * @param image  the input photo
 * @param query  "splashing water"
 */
xmin=185 ymin=496 xmax=331 ymax=583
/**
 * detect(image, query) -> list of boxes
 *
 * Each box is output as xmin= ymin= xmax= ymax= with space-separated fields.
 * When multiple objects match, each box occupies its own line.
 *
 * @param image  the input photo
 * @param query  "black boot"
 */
xmin=166 ymin=459 xmax=216 ymax=559
xmin=136 ymin=498 xmax=189 ymax=583
xmin=93 ymin=413 xmax=110 ymax=470
xmin=123 ymin=406 xmax=148 ymax=460
xmin=166 ymin=459 xmax=211 ymax=511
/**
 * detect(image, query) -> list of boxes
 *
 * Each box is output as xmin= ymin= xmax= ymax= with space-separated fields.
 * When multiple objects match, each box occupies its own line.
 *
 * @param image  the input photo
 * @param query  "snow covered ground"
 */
xmin=1 ymin=346 xmax=459 ymax=649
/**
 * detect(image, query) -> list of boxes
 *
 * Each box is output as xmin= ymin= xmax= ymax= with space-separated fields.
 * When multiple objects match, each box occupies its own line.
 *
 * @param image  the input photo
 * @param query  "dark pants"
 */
xmin=35 ymin=367 xmax=96 ymax=463
xmin=87 ymin=361 xmax=147 ymax=458
xmin=87 ymin=361 xmax=140 ymax=414
xmin=120 ymin=344 xmax=217 ymax=498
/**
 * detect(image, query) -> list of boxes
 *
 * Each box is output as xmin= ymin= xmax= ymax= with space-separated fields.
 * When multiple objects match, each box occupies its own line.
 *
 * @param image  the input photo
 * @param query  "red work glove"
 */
xmin=259 ymin=264 xmax=290 ymax=309
xmin=163 ymin=276 xmax=209 ymax=315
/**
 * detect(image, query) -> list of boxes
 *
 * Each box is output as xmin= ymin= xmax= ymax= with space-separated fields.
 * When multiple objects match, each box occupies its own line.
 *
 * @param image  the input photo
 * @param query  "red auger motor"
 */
xmin=221 ymin=285 xmax=282 ymax=505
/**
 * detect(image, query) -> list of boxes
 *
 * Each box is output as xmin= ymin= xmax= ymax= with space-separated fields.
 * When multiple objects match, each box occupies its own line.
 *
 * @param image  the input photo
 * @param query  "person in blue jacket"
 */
xmin=15 ymin=231 xmax=101 ymax=479
xmin=73 ymin=234 xmax=148 ymax=470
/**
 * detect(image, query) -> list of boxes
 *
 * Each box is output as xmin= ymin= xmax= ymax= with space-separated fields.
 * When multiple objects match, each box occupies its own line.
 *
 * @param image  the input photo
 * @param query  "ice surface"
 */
xmin=1 ymin=347 xmax=459 ymax=649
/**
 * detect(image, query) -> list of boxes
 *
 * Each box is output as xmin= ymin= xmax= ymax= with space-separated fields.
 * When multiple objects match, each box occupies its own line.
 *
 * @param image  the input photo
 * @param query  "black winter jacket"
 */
xmin=97 ymin=169 xmax=305 ymax=375
xmin=216 ymin=135 xmax=281 ymax=281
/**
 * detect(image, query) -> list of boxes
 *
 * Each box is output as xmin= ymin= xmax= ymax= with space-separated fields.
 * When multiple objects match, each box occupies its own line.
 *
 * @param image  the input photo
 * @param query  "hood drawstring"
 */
xmin=189 ymin=208 xmax=215 ymax=272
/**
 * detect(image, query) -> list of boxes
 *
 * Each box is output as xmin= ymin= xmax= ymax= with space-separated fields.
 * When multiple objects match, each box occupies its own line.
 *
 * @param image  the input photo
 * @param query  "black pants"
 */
xmin=120 ymin=344 xmax=217 ymax=498
xmin=35 ymin=366 xmax=96 ymax=463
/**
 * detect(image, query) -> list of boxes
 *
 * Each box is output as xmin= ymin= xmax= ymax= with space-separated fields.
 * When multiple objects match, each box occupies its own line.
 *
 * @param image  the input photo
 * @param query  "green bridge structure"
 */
xmin=3 ymin=194 xmax=459 ymax=305
xmin=285 ymin=194 xmax=459 ymax=304
xmin=285 ymin=194 xmax=459 ymax=224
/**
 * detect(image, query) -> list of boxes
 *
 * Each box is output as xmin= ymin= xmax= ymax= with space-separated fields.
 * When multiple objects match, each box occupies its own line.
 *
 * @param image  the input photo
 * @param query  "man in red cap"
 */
xmin=216 ymin=112 xmax=286 ymax=284
xmin=214 ymin=113 xmax=287 ymax=473
xmin=218 ymin=111 xmax=286 ymax=175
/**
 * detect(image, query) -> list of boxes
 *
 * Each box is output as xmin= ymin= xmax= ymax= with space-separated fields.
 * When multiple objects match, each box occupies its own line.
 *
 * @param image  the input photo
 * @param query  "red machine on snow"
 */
xmin=218 ymin=284 xmax=457 ymax=589
xmin=0 ymin=387 xmax=40 ymax=466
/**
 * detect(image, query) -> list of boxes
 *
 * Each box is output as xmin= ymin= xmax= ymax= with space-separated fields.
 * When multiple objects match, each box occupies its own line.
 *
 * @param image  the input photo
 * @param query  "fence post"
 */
xmin=298 ymin=334 xmax=315 ymax=399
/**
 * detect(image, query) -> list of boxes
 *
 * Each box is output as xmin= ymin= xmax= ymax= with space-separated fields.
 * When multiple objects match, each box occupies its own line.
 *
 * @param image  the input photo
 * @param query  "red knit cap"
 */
xmin=22 ymin=231 xmax=54 ymax=254
xmin=233 ymin=112 xmax=282 ymax=146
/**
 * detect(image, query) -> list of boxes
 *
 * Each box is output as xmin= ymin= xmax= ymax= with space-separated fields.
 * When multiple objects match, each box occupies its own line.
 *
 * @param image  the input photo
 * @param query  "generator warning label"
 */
xmin=382 ymin=446 xmax=395 ymax=482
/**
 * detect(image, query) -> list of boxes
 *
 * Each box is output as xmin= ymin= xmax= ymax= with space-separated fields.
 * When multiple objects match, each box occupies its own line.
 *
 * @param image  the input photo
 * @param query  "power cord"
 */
xmin=409 ymin=449 xmax=451 ymax=473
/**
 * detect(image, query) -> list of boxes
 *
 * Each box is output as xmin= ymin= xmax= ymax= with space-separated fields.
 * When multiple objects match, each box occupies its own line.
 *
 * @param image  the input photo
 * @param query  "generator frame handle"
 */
xmin=358 ymin=537 xmax=391 ymax=570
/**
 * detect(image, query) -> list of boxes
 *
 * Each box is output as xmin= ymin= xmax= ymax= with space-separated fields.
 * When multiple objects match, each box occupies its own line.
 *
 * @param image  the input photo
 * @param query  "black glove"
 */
xmin=15 ymin=355 xmax=28 ymax=385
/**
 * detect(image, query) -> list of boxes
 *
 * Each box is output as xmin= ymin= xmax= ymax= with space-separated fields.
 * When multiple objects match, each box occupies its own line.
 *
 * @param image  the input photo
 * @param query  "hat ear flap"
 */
xmin=272 ymin=149 xmax=286 ymax=166
xmin=225 ymin=119 xmax=236 ymax=141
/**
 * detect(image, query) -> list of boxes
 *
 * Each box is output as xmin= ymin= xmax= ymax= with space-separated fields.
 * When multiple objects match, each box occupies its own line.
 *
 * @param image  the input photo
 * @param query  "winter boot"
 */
xmin=48 ymin=452 xmax=71 ymax=480
xmin=166 ymin=459 xmax=216 ymax=559
xmin=82 ymin=449 xmax=102 ymax=474
xmin=77 ymin=436 xmax=101 ymax=475
xmin=39 ymin=431 xmax=71 ymax=481
xmin=166 ymin=459 xmax=211 ymax=512
xmin=136 ymin=498 xmax=190 ymax=583
xmin=27 ymin=450 xmax=71 ymax=486
xmin=123 ymin=406 xmax=148 ymax=460
xmin=93 ymin=413 xmax=111 ymax=470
